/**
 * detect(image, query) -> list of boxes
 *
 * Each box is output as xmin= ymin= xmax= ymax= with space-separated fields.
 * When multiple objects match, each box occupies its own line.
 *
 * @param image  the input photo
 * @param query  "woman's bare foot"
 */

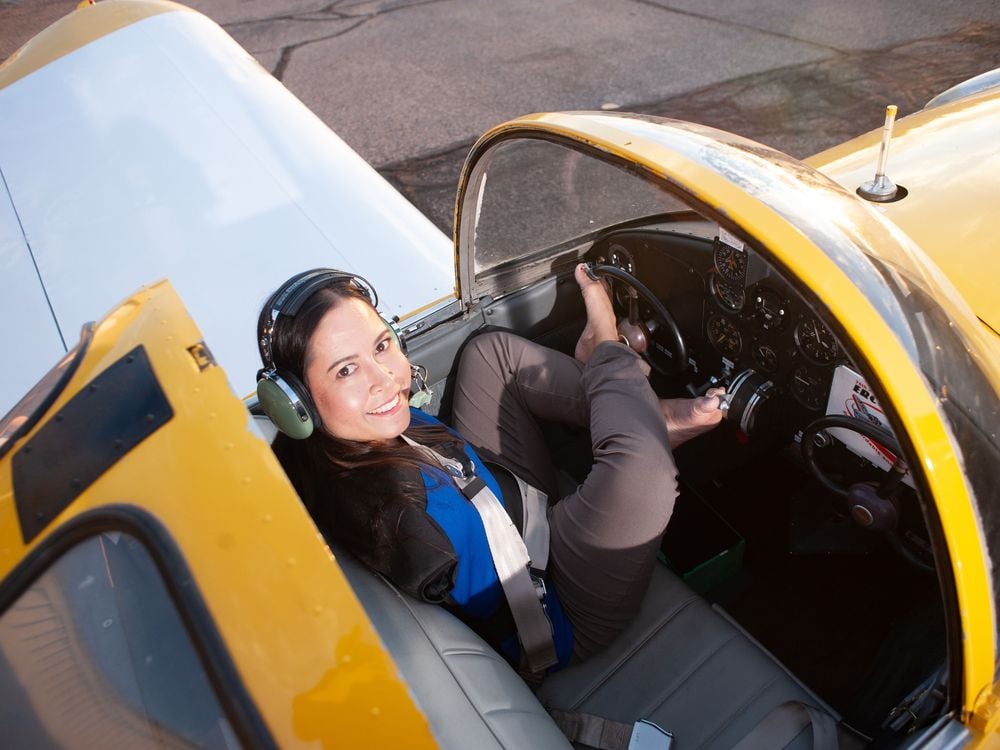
xmin=660 ymin=387 xmax=726 ymax=449
xmin=574 ymin=264 xmax=618 ymax=363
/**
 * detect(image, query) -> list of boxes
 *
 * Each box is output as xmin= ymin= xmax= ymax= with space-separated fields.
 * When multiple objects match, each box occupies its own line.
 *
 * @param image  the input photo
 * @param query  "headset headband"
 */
xmin=257 ymin=268 xmax=378 ymax=371
xmin=255 ymin=268 xmax=402 ymax=440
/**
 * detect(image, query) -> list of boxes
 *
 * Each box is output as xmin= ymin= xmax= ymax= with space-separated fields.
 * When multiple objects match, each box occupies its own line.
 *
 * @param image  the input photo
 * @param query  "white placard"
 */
xmin=717 ymin=226 xmax=745 ymax=252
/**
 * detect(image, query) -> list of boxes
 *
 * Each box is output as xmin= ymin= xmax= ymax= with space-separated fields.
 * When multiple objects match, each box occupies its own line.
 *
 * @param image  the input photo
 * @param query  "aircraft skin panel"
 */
xmin=0 ymin=0 xmax=183 ymax=91
xmin=0 ymin=11 xmax=453 ymax=404
xmin=0 ymin=177 xmax=67 ymax=415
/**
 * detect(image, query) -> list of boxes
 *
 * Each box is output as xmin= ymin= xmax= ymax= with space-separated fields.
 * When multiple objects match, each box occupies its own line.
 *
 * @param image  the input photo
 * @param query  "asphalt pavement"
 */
xmin=3 ymin=0 xmax=999 ymax=232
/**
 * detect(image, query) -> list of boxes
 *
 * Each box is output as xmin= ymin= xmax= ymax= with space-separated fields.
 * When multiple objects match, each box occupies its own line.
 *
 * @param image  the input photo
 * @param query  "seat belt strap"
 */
xmin=482 ymin=459 xmax=550 ymax=574
xmin=731 ymin=700 xmax=838 ymax=750
xmin=402 ymin=436 xmax=558 ymax=677
xmin=548 ymin=709 xmax=673 ymax=750
xmin=510 ymin=470 xmax=550 ymax=574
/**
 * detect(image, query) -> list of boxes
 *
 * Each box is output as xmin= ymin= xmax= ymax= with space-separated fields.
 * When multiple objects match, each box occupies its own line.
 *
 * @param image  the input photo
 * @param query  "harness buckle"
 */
xmin=443 ymin=455 xmax=475 ymax=481
xmin=530 ymin=572 xmax=547 ymax=603
xmin=445 ymin=463 xmax=467 ymax=480
xmin=629 ymin=720 xmax=674 ymax=750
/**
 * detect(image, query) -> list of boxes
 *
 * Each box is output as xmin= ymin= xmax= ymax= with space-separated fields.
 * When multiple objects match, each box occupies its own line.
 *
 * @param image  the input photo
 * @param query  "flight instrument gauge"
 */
xmin=752 ymin=344 xmax=779 ymax=373
xmin=794 ymin=316 xmax=841 ymax=365
xmin=608 ymin=244 xmax=635 ymax=275
xmin=753 ymin=287 xmax=788 ymax=331
xmin=714 ymin=240 xmax=748 ymax=285
xmin=709 ymin=274 xmax=745 ymax=312
xmin=791 ymin=365 xmax=826 ymax=411
xmin=707 ymin=313 xmax=742 ymax=357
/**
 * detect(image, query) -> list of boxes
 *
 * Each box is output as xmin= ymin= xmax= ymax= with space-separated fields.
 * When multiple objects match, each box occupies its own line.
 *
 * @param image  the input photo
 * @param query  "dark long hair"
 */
xmin=262 ymin=277 xmax=459 ymax=559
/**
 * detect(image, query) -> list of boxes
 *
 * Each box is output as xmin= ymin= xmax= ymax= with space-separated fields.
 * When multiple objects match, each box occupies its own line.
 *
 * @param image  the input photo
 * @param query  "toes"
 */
xmin=693 ymin=388 xmax=726 ymax=420
xmin=574 ymin=263 xmax=597 ymax=289
xmin=574 ymin=263 xmax=618 ymax=359
xmin=575 ymin=264 xmax=611 ymax=299
xmin=661 ymin=392 xmax=726 ymax=448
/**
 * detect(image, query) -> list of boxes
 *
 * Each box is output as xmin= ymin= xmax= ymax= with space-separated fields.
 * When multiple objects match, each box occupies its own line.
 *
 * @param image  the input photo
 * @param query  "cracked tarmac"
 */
xmin=2 ymin=1 xmax=998 ymax=235
xmin=378 ymin=20 xmax=1000 ymax=233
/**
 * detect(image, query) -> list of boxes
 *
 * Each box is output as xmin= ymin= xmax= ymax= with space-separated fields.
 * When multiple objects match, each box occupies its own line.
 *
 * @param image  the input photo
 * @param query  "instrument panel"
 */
xmin=707 ymin=279 xmax=841 ymax=413
xmin=594 ymin=227 xmax=847 ymax=435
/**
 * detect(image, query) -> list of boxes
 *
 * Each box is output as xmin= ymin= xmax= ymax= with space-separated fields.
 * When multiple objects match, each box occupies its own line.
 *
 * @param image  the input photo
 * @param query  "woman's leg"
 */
xmin=551 ymin=266 xmax=696 ymax=657
xmin=547 ymin=339 xmax=676 ymax=660
xmin=451 ymin=331 xmax=588 ymax=499
xmin=452 ymin=265 xmax=722 ymax=660
xmin=453 ymin=329 xmax=678 ymax=660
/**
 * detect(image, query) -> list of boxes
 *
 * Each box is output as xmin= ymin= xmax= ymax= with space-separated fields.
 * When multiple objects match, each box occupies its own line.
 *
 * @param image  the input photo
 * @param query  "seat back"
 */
xmin=336 ymin=550 xmax=573 ymax=750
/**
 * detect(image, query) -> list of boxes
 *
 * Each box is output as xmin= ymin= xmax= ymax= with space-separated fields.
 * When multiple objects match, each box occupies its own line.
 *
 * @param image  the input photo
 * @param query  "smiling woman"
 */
xmin=254 ymin=265 xmax=724 ymax=684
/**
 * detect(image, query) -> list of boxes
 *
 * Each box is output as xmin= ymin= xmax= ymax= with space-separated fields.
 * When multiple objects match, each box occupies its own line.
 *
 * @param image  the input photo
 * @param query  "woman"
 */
xmin=258 ymin=264 xmax=724 ymax=674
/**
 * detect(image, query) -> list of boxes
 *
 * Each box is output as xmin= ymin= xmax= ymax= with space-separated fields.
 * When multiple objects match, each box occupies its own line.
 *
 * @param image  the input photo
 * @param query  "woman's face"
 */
xmin=304 ymin=297 xmax=411 ymax=443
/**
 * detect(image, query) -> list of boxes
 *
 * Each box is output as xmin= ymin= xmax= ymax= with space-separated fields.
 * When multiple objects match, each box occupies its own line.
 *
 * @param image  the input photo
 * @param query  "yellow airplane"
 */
xmin=1 ymin=2 xmax=998 ymax=748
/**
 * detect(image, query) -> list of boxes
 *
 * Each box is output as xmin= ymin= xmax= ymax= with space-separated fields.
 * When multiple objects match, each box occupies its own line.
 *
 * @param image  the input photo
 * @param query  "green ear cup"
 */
xmin=257 ymin=376 xmax=315 ymax=440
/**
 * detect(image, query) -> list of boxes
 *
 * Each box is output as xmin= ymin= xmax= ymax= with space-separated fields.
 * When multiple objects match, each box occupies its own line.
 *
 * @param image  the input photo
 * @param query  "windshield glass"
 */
xmin=470 ymin=137 xmax=686 ymax=276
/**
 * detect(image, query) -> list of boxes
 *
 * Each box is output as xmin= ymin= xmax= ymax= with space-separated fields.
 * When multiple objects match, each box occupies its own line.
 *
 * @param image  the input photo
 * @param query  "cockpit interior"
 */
xmin=392 ymin=135 xmax=950 ymax=745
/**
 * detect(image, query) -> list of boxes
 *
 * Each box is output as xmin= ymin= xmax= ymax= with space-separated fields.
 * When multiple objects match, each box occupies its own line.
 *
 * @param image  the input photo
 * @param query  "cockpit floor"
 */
xmin=674 ymin=430 xmax=945 ymax=735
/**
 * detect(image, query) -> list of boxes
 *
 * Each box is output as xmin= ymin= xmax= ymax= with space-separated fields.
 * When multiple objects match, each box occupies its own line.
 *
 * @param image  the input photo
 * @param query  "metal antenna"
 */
xmin=857 ymin=105 xmax=901 ymax=202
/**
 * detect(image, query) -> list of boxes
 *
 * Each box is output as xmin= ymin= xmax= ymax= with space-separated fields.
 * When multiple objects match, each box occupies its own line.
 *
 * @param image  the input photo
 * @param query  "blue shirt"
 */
xmin=409 ymin=408 xmax=573 ymax=669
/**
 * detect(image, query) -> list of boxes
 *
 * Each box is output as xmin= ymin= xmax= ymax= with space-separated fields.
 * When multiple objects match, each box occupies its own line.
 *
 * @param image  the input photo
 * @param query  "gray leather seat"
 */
xmin=537 ymin=568 xmax=843 ymax=749
xmin=336 ymin=549 xmax=572 ymax=749
xmin=337 ymin=547 xmax=857 ymax=750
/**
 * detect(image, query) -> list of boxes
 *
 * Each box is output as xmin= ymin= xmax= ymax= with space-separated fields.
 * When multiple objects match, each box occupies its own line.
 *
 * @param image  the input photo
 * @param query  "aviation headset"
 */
xmin=256 ymin=268 xmax=404 ymax=440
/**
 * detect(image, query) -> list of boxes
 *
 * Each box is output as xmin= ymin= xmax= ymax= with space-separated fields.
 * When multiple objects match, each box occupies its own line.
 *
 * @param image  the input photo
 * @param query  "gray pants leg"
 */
xmin=452 ymin=332 xmax=678 ymax=661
